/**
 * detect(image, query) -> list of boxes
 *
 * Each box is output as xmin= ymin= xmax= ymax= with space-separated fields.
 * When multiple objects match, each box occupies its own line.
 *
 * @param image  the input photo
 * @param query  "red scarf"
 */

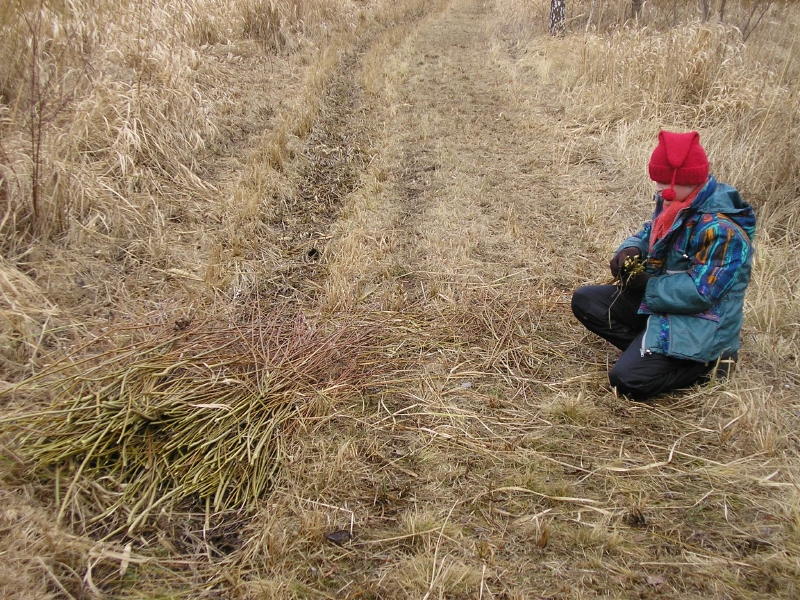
xmin=649 ymin=187 xmax=701 ymax=252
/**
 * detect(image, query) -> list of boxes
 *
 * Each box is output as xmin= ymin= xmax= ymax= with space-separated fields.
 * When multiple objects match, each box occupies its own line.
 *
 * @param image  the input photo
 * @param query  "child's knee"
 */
xmin=609 ymin=365 xmax=653 ymax=400
xmin=571 ymin=286 xmax=593 ymax=321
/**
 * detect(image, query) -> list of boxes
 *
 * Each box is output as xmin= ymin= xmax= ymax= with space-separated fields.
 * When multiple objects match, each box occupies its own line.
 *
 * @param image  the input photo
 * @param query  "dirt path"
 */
xmin=320 ymin=0 xmax=602 ymax=383
xmin=264 ymin=0 xmax=637 ymax=596
xmin=392 ymin=3 xmax=529 ymax=283
xmin=322 ymin=0 xmax=609 ymax=313
xmin=373 ymin=0 xmax=558 ymax=292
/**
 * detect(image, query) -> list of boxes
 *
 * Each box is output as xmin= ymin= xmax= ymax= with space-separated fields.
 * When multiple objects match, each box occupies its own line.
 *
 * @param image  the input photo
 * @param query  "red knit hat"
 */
xmin=648 ymin=131 xmax=709 ymax=201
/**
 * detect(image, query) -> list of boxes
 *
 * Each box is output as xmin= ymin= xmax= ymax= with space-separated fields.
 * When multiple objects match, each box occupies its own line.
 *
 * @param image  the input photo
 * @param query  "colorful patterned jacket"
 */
xmin=617 ymin=176 xmax=756 ymax=363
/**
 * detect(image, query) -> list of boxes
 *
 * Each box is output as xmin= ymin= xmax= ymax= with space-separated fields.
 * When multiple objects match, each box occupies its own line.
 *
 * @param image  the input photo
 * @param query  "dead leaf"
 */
xmin=646 ymin=575 xmax=665 ymax=587
xmin=537 ymin=527 xmax=549 ymax=548
xmin=626 ymin=507 xmax=647 ymax=528
xmin=324 ymin=529 xmax=351 ymax=546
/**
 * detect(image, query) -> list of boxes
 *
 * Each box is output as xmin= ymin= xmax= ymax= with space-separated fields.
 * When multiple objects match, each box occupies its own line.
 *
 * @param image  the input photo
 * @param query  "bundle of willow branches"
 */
xmin=3 ymin=310 xmax=400 ymax=533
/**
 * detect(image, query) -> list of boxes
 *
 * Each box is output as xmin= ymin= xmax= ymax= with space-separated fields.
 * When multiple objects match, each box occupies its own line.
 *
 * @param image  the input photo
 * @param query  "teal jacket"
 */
xmin=617 ymin=176 xmax=756 ymax=363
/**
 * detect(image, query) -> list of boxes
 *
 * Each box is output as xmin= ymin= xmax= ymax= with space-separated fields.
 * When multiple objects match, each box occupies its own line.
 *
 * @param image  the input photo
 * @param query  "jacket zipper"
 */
xmin=640 ymin=316 xmax=652 ymax=357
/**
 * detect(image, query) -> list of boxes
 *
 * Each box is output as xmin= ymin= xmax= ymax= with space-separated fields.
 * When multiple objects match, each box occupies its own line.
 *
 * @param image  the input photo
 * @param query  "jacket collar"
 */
xmin=650 ymin=177 xmax=717 ymax=255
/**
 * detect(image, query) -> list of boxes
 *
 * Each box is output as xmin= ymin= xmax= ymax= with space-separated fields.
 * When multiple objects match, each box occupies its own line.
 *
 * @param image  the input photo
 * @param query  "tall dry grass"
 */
xmin=484 ymin=7 xmax=799 ymax=598
xmin=0 ymin=0 xmax=390 ymax=381
xmin=0 ymin=0 xmax=364 ymax=250
xmin=489 ymin=7 xmax=800 ymax=584
xmin=497 ymin=0 xmax=787 ymax=38
xmin=565 ymin=20 xmax=798 ymax=222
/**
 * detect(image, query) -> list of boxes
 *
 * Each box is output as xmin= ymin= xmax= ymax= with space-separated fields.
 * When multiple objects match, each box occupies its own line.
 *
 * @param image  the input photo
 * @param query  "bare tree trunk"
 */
xmin=701 ymin=0 xmax=710 ymax=21
xmin=718 ymin=0 xmax=727 ymax=22
xmin=631 ymin=0 xmax=643 ymax=20
xmin=550 ymin=0 xmax=566 ymax=36
xmin=741 ymin=0 xmax=773 ymax=42
xmin=585 ymin=0 xmax=595 ymax=32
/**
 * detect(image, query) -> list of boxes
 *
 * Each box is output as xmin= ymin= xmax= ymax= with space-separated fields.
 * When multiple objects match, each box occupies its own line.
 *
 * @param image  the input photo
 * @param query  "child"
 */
xmin=571 ymin=131 xmax=756 ymax=400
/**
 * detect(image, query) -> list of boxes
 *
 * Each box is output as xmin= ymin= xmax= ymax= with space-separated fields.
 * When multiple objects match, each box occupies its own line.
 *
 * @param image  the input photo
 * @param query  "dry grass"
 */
xmin=2 ymin=0 xmax=800 ymax=597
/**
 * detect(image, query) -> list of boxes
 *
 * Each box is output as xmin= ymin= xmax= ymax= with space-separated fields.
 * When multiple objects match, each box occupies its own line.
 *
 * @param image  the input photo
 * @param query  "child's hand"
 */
xmin=610 ymin=247 xmax=641 ymax=277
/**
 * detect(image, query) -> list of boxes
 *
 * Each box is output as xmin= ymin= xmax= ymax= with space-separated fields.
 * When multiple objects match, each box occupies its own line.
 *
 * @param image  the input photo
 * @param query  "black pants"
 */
xmin=571 ymin=285 xmax=734 ymax=400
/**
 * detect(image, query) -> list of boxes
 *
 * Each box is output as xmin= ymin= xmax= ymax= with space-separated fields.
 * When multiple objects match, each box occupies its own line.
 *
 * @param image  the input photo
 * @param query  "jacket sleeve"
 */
xmin=644 ymin=216 xmax=751 ymax=315
xmin=616 ymin=221 xmax=652 ymax=256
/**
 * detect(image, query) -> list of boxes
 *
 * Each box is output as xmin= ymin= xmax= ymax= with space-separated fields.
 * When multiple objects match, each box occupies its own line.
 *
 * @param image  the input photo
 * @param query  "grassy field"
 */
xmin=2 ymin=0 xmax=799 ymax=597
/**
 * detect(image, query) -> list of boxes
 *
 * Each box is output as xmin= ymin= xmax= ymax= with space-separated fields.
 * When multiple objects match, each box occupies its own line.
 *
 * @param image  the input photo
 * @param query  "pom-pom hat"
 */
xmin=648 ymin=130 xmax=709 ymax=201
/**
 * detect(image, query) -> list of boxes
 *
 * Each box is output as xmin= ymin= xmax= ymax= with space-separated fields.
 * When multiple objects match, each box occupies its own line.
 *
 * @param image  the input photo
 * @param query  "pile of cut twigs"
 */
xmin=2 ymin=309 xmax=405 ymax=534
